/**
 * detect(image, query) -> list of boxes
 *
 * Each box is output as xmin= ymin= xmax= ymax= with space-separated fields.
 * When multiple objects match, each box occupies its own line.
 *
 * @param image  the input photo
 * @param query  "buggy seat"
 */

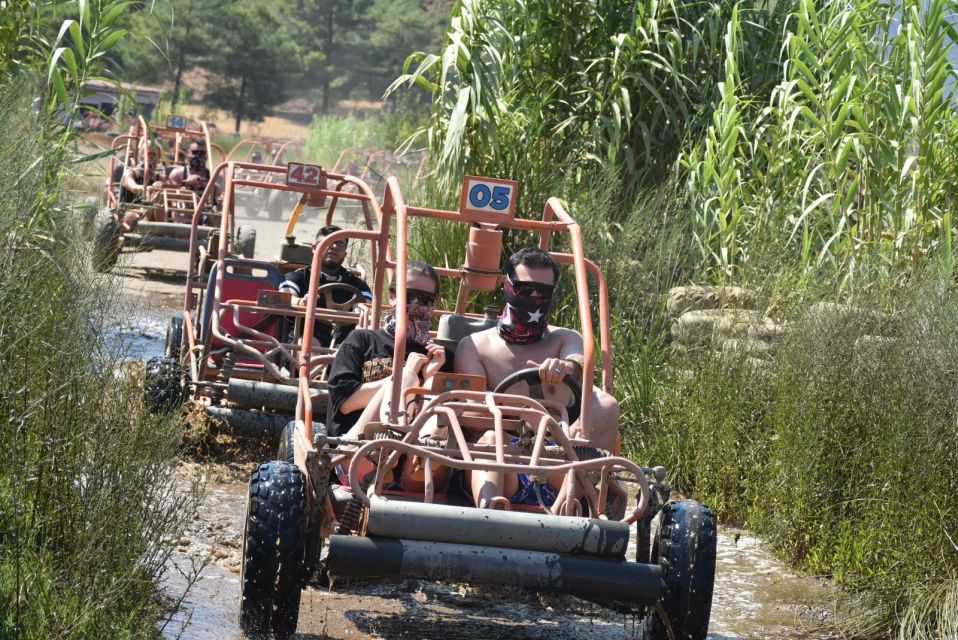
xmin=202 ymin=259 xmax=285 ymax=370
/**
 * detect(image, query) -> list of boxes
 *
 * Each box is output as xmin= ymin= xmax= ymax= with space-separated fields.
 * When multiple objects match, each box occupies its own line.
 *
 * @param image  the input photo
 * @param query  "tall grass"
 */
xmin=399 ymin=0 xmax=958 ymax=634
xmin=0 ymin=84 xmax=197 ymax=638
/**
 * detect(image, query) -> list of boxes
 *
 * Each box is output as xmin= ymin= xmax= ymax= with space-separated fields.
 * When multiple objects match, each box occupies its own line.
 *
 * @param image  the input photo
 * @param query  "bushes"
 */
xmin=0 ymin=86 xmax=195 ymax=638
xmin=650 ymin=284 xmax=958 ymax=631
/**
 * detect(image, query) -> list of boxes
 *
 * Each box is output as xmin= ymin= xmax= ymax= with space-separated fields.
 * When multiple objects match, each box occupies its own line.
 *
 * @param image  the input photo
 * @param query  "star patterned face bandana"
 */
xmin=384 ymin=301 xmax=433 ymax=346
xmin=497 ymin=276 xmax=553 ymax=345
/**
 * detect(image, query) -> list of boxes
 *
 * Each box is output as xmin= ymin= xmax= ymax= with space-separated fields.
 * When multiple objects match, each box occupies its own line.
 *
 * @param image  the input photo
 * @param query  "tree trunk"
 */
xmin=321 ymin=3 xmax=335 ymax=114
xmin=170 ymin=17 xmax=194 ymax=114
xmin=234 ymin=74 xmax=247 ymax=133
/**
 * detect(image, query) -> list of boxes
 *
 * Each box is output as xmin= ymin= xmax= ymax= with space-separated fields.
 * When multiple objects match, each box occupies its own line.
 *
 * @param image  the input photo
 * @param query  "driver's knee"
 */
xmin=581 ymin=389 xmax=619 ymax=452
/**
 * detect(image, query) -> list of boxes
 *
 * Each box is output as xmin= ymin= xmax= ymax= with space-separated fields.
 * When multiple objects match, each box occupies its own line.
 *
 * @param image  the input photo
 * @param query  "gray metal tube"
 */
xmin=123 ymin=234 xmax=192 ymax=252
xmin=367 ymin=496 xmax=629 ymax=558
xmin=135 ymin=222 xmax=217 ymax=239
xmin=327 ymin=535 xmax=662 ymax=607
xmin=204 ymin=406 xmax=288 ymax=437
xmin=227 ymin=378 xmax=326 ymax=412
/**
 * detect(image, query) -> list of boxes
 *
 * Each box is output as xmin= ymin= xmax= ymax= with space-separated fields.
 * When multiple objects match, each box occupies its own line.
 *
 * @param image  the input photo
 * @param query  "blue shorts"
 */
xmin=510 ymin=473 xmax=559 ymax=506
xmin=508 ymin=436 xmax=558 ymax=506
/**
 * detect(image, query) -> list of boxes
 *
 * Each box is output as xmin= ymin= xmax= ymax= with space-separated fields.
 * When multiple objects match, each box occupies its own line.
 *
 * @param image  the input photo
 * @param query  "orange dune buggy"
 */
xmin=93 ymin=115 xmax=256 ymax=272
xmin=226 ymin=137 xmax=306 ymax=220
xmin=238 ymin=176 xmax=717 ymax=639
xmin=144 ymin=160 xmax=383 ymax=436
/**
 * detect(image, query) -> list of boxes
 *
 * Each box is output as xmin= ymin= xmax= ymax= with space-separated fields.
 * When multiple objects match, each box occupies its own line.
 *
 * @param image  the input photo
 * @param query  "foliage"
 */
xmin=650 ymin=282 xmax=958 ymax=632
xmin=683 ymin=0 xmax=958 ymax=284
xmin=0 ymin=82 xmax=196 ymax=639
xmin=111 ymin=0 xmax=230 ymax=110
xmin=203 ymin=0 xmax=299 ymax=132
xmin=403 ymin=0 xmax=958 ymax=633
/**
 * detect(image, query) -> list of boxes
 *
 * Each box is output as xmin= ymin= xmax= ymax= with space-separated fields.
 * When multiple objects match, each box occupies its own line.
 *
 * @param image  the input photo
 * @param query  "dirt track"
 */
xmin=112 ymin=206 xmax=838 ymax=640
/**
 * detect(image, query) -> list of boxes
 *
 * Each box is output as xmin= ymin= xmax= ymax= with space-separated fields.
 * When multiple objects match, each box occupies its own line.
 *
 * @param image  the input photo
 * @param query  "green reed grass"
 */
xmin=0 ymin=85 xmax=198 ymax=639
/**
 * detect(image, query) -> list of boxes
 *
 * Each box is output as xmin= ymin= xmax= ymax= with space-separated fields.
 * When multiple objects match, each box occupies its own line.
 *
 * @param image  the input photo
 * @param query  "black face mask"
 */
xmin=497 ymin=277 xmax=553 ymax=345
xmin=188 ymin=155 xmax=205 ymax=171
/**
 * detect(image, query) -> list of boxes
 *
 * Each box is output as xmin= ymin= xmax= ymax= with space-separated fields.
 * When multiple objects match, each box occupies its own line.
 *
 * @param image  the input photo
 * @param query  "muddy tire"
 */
xmin=144 ymin=356 xmax=183 ymax=414
xmin=276 ymin=422 xmax=295 ymax=464
xmin=644 ymin=499 xmax=716 ymax=640
xmin=165 ymin=316 xmax=183 ymax=362
xmin=240 ymin=461 xmax=306 ymax=640
xmin=636 ymin=485 xmax=666 ymax=564
xmin=92 ymin=210 xmax=120 ymax=272
xmin=236 ymin=224 xmax=256 ymax=259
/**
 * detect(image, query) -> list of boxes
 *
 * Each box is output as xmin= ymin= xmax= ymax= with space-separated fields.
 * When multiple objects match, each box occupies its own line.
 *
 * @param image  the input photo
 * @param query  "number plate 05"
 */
xmin=459 ymin=176 xmax=518 ymax=218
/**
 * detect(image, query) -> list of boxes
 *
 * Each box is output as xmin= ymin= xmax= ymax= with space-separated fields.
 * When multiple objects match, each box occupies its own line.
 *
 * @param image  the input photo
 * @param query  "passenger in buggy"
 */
xmin=455 ymin=247 xmax=621 ymax=508
xmin=325 ymin=260 xmax=451 ymax=440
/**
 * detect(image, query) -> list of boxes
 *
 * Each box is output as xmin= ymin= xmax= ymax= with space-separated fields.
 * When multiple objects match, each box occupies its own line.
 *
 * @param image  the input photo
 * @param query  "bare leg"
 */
xmin=469 ymin=431 xmax=518 ymax=508
xmin=573 ymin=388 xmax=620 ymax=452
xmin=339 ymin=368 xmax=423 ymax=440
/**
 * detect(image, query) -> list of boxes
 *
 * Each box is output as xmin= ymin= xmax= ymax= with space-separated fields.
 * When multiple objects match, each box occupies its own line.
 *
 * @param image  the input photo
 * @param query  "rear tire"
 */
xmin=644 ymin=499 xmax=717 ymax=640
xmin=267 ymin=189 xmax=284 ymax=221
xmin=92 ymin=210 xmax=120 ymax=272
xmin=144 ymin=356 xmax=183 ymax=414
xmin=236 ymin=224 xmax=256 ymax=259
xmin=240 ymin=461 xmax=306 ymax=640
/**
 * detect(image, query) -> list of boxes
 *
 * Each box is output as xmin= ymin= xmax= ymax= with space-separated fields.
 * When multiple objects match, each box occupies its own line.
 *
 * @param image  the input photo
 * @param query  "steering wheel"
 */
xmin=493 ymin=367 xmax=582 ymax=425
xmin=315 ymin=282 xmax=363 ymax=312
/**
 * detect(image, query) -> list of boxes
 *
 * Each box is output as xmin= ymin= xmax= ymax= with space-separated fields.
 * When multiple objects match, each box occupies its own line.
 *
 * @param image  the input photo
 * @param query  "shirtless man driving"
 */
xmin=454 ymin=247 xmax=620 ymax=452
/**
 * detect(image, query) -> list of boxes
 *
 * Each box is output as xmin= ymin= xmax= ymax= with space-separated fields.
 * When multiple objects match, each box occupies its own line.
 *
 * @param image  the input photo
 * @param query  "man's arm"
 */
xmin=120 ymin=169 xmax=142 ymax=195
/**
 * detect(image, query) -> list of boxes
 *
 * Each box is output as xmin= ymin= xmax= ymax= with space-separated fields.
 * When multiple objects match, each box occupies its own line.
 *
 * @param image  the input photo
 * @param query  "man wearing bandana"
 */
xmin=167 ymin=139 xmax=220 ymax=205
xmin=326 ymin=261 xmax=451 ymax=438
xmin=455 ymin=247 xmax=620 ymax=507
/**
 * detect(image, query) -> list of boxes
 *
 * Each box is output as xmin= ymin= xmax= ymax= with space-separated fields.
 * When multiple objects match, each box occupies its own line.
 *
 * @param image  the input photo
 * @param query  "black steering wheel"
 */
xmin=493 ymin=366 xmax=582 ymax=425
xmin=315 ymin=282 xmax=363 ymax=312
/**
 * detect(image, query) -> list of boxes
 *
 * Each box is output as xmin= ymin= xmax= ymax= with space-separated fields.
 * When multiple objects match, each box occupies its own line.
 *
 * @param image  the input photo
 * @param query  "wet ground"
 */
xmin=112 ymin=207 xmax=839 ymax=640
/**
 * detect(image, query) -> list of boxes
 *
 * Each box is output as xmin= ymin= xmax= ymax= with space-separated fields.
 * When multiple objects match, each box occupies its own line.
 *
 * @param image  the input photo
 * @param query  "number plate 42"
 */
xmin=459 ymin=176 xmax=518 ymax=218
xmin=286 ymin=162 xmax=324 ymax=188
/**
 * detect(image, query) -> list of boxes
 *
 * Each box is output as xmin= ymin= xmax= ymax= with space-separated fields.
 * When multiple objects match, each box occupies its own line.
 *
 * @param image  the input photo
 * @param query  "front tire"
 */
xmin=144 ymin=356 xmax=183 ymax=414
xmin=644 ymin=499 xmax=717 ymax=640
xmin=240 ymin=461 xmax=306 ymax=640
xmin=165 ymin=316 xmax=183 ymax=362
xmin=276 ymin=422 xmax=295 ymax=464
xmin=92 ymin=210 xmax=120 ymax=272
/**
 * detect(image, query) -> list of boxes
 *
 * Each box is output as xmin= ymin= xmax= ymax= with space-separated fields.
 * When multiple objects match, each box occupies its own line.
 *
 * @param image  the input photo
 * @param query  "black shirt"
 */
xmin=279 ymin=266 xmax=372 ymax=347
xmin=325 ymin=329 xmax=452 ymax=437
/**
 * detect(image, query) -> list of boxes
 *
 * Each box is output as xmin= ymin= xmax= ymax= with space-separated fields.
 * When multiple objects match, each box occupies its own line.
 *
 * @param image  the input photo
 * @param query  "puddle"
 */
xmin=110 ymin=314 xmax=167 ymax=361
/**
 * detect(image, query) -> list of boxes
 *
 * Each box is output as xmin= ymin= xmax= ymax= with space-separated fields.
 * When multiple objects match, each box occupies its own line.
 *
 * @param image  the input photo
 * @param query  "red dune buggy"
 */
xmin=238 ymin=176 xmax=717 ymax=639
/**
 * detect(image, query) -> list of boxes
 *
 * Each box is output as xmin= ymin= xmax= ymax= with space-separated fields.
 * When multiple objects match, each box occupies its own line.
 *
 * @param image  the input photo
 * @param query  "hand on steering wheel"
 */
xmin=314 ymin=282 xmax=363 ymax=312
xmin=492 ymin=366 xmax=582 ymax=425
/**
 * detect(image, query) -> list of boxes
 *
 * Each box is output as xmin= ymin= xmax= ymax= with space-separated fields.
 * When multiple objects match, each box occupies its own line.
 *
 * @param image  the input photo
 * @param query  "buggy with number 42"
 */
xmin=237 ymin=175 xmax=718 ymax=639
xmin=143 ymin=159 xmax=385 ymax=440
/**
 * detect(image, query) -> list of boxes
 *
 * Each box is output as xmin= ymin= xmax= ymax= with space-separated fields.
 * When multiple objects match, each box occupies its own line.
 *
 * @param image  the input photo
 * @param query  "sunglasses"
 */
xmin=189 ymin=151 xmax=206 ymax=158
xmin=405 ymin=288 xmax=437 ymax=307
xmin=509 ymin=279 xmax=555 ymax=297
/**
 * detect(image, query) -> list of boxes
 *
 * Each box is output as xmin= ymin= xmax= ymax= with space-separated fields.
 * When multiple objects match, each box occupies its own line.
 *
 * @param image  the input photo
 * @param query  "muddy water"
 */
xmin=158 ymin=469 xmax=836 ymax=640
xmin=116 ymin=207 xmax=837 ymax=640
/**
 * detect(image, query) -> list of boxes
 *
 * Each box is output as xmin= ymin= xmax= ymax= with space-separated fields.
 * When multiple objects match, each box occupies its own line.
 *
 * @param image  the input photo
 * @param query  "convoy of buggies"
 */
xmin=93 ymin=114 xmax=256 ymax=272
xmin=99 ymin=116 xmax=716 ymax=639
